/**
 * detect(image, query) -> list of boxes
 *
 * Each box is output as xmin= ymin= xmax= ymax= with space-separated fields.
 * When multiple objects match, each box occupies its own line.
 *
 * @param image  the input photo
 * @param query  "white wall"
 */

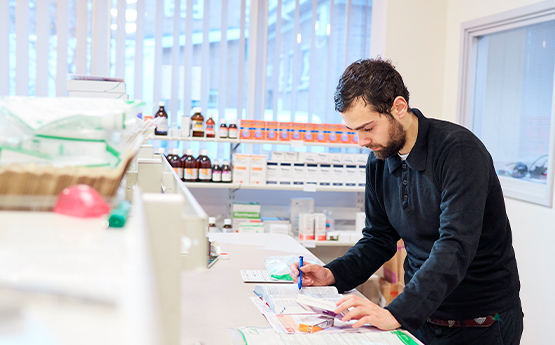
xmin=377 ymin=0 xmax=555 ymax=343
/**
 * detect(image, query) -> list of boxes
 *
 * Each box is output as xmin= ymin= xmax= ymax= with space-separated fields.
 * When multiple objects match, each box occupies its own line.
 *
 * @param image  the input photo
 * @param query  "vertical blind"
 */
xmin=2 ymin=0 xmax=372 ymax=134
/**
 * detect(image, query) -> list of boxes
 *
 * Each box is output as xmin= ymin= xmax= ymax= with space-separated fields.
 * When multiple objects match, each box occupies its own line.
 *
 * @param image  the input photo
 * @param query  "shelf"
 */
xmin=149 ymin=135 xmax=361 ymax=148
xmin=183 ymin=182 xmax=364 ymax=192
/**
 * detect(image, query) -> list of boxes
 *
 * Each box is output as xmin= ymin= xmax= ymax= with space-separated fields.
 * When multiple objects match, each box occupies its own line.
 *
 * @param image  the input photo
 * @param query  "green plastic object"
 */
xmin=108 ymin=201 xmax=131 ymax=228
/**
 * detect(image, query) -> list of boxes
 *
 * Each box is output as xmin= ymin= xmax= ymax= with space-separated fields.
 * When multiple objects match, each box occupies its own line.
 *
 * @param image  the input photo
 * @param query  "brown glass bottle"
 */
xmin=219 ymin=122 xmax=228 ymax=138
xmin=197 ymin=149 xmax=212 ymax=182
xmin=206 ymin=117 xmax=215 ymax=138
xmin=154 ymin=102 xmax=168 ymax=136
xmin=169 ymin=148 xmax=183 ymax=179
xmin=221 ymin=159 xmax=232 ymax=183
xmin=211 ymin=160 xmax=222 ymax=182
xmin=228 ymin=119 xmax=238 ymax=139
xmin=191 ymin=107 xmax=205 ymax=137
xmin=183 ymin=148 xmax=199 ymax=182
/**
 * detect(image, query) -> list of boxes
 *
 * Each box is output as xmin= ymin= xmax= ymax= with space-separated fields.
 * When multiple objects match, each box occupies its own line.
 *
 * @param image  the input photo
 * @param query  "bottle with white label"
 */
xmin=221 ymin=160 xmax=232 ymax=183
xmin=154 ymin=102 xmax=168 ymax=136
xmin=208 ymin=217 xmax=220 ymax=233
xmin=212 ymin=160 xmax=222 ymax=182
xmin=222 ymin=218 xmax=233 ymax=233
xmin=228 ymin=119 xmax=238 ymax=139
xmin=197 ymin=149 xmax=212 ymax=182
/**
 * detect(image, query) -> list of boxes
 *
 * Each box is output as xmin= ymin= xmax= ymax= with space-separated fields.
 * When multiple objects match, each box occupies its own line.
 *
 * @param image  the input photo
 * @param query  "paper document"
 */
xmin=253 ymin=284 xmax=342 ymax=315
xmin=241 ymin=270 xmax=293 ymax=283
xmin=235 ymin=326 xmax=424 ymax=345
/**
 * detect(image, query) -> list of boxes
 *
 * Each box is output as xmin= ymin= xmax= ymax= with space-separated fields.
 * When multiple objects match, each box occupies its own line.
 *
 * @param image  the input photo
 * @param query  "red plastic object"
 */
xmin=53 ymin=184 xmax=111 ymax=218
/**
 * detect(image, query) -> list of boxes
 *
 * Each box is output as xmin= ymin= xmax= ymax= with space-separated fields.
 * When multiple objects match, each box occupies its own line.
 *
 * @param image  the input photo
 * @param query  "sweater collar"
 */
xmin=386 ymin=108 xmax=429 ymax=173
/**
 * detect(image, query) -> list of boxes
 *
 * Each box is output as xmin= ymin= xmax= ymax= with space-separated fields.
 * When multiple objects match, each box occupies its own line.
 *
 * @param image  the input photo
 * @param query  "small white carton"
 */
xmin=329 ymin=153 xmax=343 ymax=164
xmin=332 ymin=165 xmax=345 ymax=187
xmin=270 ymin=151 xmax=286 ymax=162
xmin=290 ymin=198 xmax=314 ymax=237
xmin=292 ymin=163 xmax=305 ymax=186
xmin=284 ymin=151 xmax=298 ymax=162
xmin=299 ymin=213 xmax=315 ymax=241
xmin=318 ymin=164 xmax=333 ymax=186
xmin=313 ymin=213 xmax=326 ymax=241
xmin=343 ymin=164 xmax=358 ymax=187
xmin=232 ymin=154 xmax=251 ymax=184
xmin=250 ymin=154 xmax=267 ymax=185
xmin=266 ymin=161 xmax=280 ymax=185
xmin=299 ymin=152 xmax=318 ymax=164
xmin=279 ymin=162 xmax=293 ymax=185
xmin=305 ymin=164 xmax=318 ymax=186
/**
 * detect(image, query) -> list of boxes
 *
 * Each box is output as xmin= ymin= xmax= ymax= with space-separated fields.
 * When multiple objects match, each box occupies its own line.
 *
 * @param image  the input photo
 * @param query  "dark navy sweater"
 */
xmin=325 ymin=109 xmax=520 ymax=333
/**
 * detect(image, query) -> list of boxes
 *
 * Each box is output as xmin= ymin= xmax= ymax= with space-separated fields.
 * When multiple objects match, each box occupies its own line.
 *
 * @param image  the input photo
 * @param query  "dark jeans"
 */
xmin=415 ymin=300 xmax=523 ymax=345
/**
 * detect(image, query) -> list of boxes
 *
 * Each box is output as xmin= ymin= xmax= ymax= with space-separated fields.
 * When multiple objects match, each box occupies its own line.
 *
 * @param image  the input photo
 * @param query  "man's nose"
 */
xmin=357 ymin=131 xmax=371 ymax=147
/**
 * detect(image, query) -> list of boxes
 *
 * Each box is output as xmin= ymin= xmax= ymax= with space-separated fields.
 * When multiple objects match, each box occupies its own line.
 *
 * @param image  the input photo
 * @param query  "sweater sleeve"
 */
xmin=325 ymin=160 xmax=400 ymax=293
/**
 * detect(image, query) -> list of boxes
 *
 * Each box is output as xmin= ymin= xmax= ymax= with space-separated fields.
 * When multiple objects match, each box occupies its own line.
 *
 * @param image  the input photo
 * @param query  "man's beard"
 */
xmin=366 ymin=118 xmax=407 ymax=160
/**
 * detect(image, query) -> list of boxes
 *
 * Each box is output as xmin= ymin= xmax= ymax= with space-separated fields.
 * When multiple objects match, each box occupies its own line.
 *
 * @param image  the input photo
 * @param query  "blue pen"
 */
xmin=298 ymin=256 xmax=304 ymax=290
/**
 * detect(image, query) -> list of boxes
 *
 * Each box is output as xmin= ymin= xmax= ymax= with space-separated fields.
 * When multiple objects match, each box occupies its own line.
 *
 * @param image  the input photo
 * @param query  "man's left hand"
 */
xmin=334 ymin=295 xmax=401 ymax=330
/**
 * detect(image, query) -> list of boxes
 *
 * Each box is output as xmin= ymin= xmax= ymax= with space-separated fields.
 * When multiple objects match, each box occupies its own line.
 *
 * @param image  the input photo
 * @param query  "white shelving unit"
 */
xmin=149 ymin=135 xmax=361 ymax=148
xmin=183 ymin=182 xmax=364 ymax=193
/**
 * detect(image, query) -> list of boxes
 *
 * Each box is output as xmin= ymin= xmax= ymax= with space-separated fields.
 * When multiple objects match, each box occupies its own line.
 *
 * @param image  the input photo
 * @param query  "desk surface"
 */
xmin=182 ymin=233 xmax=318 ymax=345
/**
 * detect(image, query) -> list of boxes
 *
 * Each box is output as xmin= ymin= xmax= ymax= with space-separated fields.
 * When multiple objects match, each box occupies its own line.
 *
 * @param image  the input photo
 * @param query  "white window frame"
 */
xmin=457 ymin=1 xmax=555 ymax=207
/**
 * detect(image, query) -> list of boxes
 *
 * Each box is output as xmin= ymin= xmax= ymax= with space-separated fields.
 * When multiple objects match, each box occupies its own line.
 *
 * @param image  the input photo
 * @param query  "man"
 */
xmin=291 ymin=58 xmax=523 ymax=345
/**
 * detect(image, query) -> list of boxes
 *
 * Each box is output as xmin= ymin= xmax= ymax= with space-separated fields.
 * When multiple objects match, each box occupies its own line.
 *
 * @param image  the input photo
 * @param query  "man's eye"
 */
xmin=364 ymin=127 xmax=373 ymax=132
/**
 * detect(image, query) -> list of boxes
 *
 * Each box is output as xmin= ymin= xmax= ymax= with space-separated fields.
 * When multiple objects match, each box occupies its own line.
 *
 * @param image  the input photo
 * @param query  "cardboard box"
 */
xmin=284 ymin=151 xmax=298 ymax=162
xmin=278 ymin=122 xmax=292 ymax=141
xmin=270 ymin=151 xmax=286 ymax=162
xmin=299 ymin=213 xmax=315 ymax=241
xmin=232 ymin=154 xmax=251 ymax=184
xmin=238 ymin=221 xmax=265 ymax=233
xmin=299 ymin=152 xmax=317 ymax=164
xmin=279 ymin=162 xmax=292 ymax=185
xmin=314 ymin=124 xmax=327 ymax=143
xmin=250 ymin=154 xmax=267 ymax=185
xmin=329 ymin=153 xmax=343 ymax=164
xmin=240 ymin=120 xmax=265 ymax=140
xmin=343 ymin=165 xmax=358 ymax=187
xmin=318 ymin=164 xmax=333 ymax=186
xmin=290 ymin=198 xmax=314 ymax=237
xmin=303 ymin=123 xmax=315 ymax=142
xmin=266 ymin=161 xmax=280 ymax=184
xmin=291 ymin=122 xmax=304 ymax=141
xmin=379 ymin=278 xmax=404 ymax=307
xmin=292 ymin=163 xmax=305 ymax=186
xmin=266 ymin=121 xmax=279 ymax=141
xmin=332 ymin=165 xmax=344 ymax=187
xmin=313 ymin=213 xmax=326 ymax=241
xmin=305 ymin=164 xmax=318 ymax=186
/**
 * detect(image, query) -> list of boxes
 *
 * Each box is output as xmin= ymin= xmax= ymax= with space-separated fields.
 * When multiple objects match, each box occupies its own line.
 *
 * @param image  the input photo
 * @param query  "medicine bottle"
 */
xmin=219 ymin=122 xmax=228 ymax=138
xmin=228 ymin=119 xmax=238 ymax=139
xmin=169 ymin=148 xmax=183 ymax=179
xmin=212 ymin=160 xmax=222 ymax=183
xmin=191 ymin=107 xmax=205 ymax=137
xmin=223 ymin=218 xmax=233 ymax=233
xmin=183 ymin=148 xmax=198 ymax=182
xmin=197 ymin=149 xmax=212 ymax=182
xmin=208 ymin=217 xmax=220 ymax=233
xmin=221 ymin=160 xmax=232 ymax=183
xmin=205 ymin=117 xmax=216 ymax=138
xmin=154 ymin=102 xmax=168 ymax=136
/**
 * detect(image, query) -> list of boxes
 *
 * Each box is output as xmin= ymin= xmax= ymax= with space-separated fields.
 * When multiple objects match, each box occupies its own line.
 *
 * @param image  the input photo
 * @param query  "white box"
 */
xmin=292 ymin=163 xmax=305 ymax=186
xmin=358 ymin=165 xmax=366 ymax=187
xmin=356 ymin=153 xmax=368 ymax=165
xmin=332 ymin=165 xmax=345 ymax=187
xmin=342 ymin=153 xmax=357 ymax=165
xmin=279 ymin=162 xmax=292 ymax=185
xmin=299 ymin=152 xmax=317 ymax=164
xmin=299 ymin=213 xmax=315 ymax=241
xmin=250 ymin=154 xmax=267 ymax=185
xmin=266 ymin=161 xmax=280 ymax=184
xmin=313 ymin=213 xmax=326 ymax=241
xmin=355 ymin=212 xmax=366 ymax=232
xmin=344 ymin=165 xmax=358 ymax=187
xmin=66 ymin=78 xmax=126 ymax=93
xmin=180 ymin=116 xmax=191 ymax=137
xmin=68 ymin=91 xmax=128 ymax=100
xmin=318 ymin=164 xmax=333 ymax=186
xmin=284 ymin=151 xmax=298 ymax=162
xmin=315 ymin=152 xmax=330 ymax=163
xmin=305 ymin=164 xmax=318 ymax=186
xmin=268 ymin=223 xmax=291 ymax=235
xmin=238 ymin=222 xmax=265 ymax=234
xmin=290 ymin=198 xmax=314 ymax=237
xmin=271 ymin=151 xmax=286 ymax=162
xmin=329 ymin=153 xmax=343 ymax=164
xmin=233 ymin=154 xmax=251 ymax=184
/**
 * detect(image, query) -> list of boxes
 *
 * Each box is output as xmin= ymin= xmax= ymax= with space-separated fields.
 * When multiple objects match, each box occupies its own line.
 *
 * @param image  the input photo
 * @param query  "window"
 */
xmin=458 ymin=3 xmax=555 ymax=207
xmin=2 ymin=0 xmax=372 ymax=160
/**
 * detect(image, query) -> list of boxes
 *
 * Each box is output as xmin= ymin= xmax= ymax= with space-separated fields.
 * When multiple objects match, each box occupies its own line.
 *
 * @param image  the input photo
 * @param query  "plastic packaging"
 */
xmin=264 ymin=255 xmax=320 ymax=282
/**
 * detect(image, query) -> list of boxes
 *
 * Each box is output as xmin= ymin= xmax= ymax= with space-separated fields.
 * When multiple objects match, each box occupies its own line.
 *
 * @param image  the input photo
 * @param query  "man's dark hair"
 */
xmin=334 ymin=58 xmax=410 ymax=116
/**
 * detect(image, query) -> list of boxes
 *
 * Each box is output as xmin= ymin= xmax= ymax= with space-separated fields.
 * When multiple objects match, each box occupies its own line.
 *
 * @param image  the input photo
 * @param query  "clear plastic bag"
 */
xmin=264 ymin=255 xmax=320 ymax=281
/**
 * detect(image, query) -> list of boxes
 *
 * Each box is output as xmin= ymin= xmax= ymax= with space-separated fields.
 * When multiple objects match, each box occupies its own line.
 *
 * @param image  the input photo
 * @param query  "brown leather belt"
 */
xmin=426 ymin=315 xmax=496 ymax=328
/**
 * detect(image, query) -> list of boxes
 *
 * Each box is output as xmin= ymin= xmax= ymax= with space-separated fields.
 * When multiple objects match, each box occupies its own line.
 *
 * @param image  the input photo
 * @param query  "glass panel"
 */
xmin=472 ymin=19 xmax=555 ymax=184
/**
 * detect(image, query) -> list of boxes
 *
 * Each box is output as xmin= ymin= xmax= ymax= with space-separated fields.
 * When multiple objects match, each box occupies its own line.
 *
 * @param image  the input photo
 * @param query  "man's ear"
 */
xmin=391 ymin=96 xmax=408 ymax=118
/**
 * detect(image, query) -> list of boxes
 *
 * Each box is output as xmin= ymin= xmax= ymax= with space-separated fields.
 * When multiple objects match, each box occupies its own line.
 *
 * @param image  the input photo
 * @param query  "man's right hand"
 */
xmin=290 ymin=261 xmax=336 ymax=286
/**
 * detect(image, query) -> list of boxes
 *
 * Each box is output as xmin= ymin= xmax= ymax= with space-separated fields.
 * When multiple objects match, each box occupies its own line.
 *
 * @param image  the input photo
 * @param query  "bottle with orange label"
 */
xmin=191 ymin=107 xmax=205 ymax=137
xmin=183 ymin=148 xmax=198 ymax=182
xmin=168 ymin=148 xmax=183 ymax=179
xmin=197 ymin=149 xmax=212 ymax=182
xmin=206 ymin=117 xmax=216 ymax=138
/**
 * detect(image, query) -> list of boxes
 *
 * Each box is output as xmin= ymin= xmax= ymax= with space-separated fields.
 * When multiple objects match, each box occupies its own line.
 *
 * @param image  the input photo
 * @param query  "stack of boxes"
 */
xmin=66 ymin=75 xmax=128 ymax=100
xmin=379 ymin=240 xmax=407 ymax=306
xmin=232 ymin=202 xmax=263 ymax=233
